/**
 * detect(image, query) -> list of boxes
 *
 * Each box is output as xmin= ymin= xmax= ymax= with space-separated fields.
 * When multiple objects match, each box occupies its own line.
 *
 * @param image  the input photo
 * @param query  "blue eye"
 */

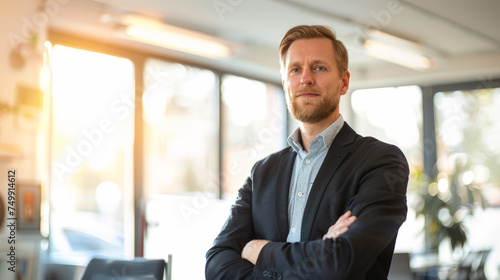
xmin=315 ymin=66 xmax=325 ymax=71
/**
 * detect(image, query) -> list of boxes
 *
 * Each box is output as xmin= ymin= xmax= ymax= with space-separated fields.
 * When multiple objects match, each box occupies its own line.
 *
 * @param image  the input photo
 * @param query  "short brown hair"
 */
xmin=279 ymin=25 xmax=348 ymax=78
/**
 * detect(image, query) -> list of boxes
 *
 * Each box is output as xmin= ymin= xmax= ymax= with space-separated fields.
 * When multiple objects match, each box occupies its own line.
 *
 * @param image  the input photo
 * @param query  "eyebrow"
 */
xmin=287 ymin=59 xmax=331 ymax=69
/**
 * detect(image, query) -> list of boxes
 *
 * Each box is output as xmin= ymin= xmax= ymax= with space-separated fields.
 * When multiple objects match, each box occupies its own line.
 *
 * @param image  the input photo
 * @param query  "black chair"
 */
xmin=79 ymin=257 xmax=171 ymax=280
xmin=388 ymin=252 xmax=415 ymax=280
xmin=445 ymin=250 xmax=491 ymax=280
xmin=470 ymin=250 xmax=491 ymax=280
xmin=454 ymin=251 xmax=480 ymax=280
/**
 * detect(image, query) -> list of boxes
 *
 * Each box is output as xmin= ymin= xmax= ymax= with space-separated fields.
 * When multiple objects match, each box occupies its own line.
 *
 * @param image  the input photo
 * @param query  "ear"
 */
xmin=282 ymin=79 xmax=287 ymax=94
xmin=340 ymin=71 xmax=351 ymax=96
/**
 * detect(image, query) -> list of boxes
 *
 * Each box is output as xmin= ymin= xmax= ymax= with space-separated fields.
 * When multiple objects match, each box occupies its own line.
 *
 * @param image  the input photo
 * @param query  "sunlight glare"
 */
xmin=52 ymin=45 xmax=134 ymax=133
xmin=351 ymin=86 xmax=421 ymax=149
xmin=96 ymin=181 xmax=122 ymax=214
xmin=222 ymin=75 xmax=267 ymax=127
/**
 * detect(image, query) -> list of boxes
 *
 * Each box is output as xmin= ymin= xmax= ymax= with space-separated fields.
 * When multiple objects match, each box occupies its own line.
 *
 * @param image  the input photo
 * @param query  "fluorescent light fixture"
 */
xmin=112 ymin=14 xmax=235 ymax=59
xmin=362 ymin=29 xmax=435 ymax=71
xmin=366 ymin=29 xmax=422 ymax=52
xmin=363 ymin=39 xmax=434 ymax=70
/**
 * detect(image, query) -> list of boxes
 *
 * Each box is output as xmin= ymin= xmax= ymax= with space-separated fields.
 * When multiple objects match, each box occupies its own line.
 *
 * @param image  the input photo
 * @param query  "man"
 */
xmin=206 ymin=25 xmax=409 ymax=279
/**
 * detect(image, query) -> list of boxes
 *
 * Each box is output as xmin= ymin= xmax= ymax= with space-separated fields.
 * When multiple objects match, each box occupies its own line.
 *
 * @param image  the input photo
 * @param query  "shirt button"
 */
xmin=305 ymin=159 xmax=310 ymax=164
xmin=291 ymin=227 xmax=296 ymax=233
xmin=298 ymin=192 xmax=303 ymax=197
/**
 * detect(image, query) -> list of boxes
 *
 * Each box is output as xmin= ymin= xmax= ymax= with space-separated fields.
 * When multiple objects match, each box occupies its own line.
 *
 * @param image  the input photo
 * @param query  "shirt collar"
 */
xmin=287 ymin=114 xmax=345 ymax=153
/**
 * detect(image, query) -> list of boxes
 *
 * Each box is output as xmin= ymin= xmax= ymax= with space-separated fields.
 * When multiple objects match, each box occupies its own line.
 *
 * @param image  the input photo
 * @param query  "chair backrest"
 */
xmin=455 ymin=251 xmax=481 ymax=280
xmin=79 ymin=257 xmax=166 ymax=280
xmin=388 ymin=252 xmax=413 ymax=280
xmin=470 ymin=250 xmax=491 ymax=280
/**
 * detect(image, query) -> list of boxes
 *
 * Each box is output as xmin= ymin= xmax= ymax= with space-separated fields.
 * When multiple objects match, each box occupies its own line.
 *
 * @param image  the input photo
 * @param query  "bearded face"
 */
xmin=282 ymin=38 xmax=349 ymax=125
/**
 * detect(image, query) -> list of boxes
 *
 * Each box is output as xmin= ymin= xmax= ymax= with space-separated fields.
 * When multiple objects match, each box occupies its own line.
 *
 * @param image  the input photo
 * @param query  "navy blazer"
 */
xmin=206 ymin=123 xmax=409 ymax=279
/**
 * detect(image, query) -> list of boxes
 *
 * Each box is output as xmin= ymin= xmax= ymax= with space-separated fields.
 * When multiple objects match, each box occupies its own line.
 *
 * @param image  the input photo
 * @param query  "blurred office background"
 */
xmin=0 ymin=0 xmax=500 ymax=279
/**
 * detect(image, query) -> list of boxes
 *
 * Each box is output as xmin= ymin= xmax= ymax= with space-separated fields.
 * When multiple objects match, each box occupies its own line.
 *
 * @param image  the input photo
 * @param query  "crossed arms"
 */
xmin=241 ymin=211 xmax=357 ymax=265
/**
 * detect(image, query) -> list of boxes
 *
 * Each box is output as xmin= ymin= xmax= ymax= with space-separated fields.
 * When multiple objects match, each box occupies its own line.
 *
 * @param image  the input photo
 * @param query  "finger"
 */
xmin=323 ymin=224 xmax=351 ymax=240
xmin=327 ymin=217 xmax=356 ymax=235
xmin=328 ymin=216 xmax=356 ymax=233
xmin=325 ymin=212 xmax=356 ymax=238
xmin=340 ymin=210 xmax=351 ymax=219
xmin=337 ymin=211 xmax=351 ymax=223
xmin=329 ymin=223 xmax=350 ymax=236
xmin=322 ymin=230 xmax=339 ymax=240
xmin=323 ymin=226 xmax=349 ymax=239
xmin=328 ymin=222 xmax=347 ymax=233
xmin=343 ymin=210 xmax=352 ymax=218
xmin=346 ymin=215 xmax=357 ymax=225
xmin=335 ymin=211 xmax=353 ymax=225
xmin=337 ymin=226 xmax=349 ymax=235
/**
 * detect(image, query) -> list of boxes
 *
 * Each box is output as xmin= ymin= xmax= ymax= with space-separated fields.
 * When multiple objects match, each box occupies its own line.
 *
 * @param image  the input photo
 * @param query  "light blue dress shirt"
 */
xmin=286 ymin=115 xmax=345 ymax=242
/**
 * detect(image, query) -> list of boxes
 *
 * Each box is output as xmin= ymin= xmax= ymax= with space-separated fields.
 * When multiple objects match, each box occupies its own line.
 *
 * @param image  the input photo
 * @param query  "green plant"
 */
xmin=414 ymin=164 xmax=486 ymax=251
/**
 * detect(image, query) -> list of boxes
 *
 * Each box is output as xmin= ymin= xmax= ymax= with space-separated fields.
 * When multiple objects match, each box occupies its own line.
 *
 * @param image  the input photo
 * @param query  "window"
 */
xmin=434 ymin=88 xmax=500 ymax=206
xmin=50 ymin=45 xmax=135 ymax=261
xmin=433 ymin=86 xmax=500 ymax=276
xmin=351 ymin=85 xmax=424 ymax=252
xmin=142 ymin=59 xmax=219 ymax=196
xmin=221 ymin=74 xmax=287 ymax=198
xmin=351 ymin=86 xmax=423 ymax=171
xmin=142 ymin=59 xmax=220 ymax=279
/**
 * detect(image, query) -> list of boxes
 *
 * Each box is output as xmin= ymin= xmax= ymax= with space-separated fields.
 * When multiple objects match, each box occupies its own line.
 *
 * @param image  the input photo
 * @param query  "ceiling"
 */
xmin=49 ymin=0 xmax=500 ymax=89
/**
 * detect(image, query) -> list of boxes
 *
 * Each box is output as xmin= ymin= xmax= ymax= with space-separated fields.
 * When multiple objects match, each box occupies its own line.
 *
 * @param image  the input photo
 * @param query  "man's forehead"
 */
xmin=285 ymin=38 xmax=336 ymax=65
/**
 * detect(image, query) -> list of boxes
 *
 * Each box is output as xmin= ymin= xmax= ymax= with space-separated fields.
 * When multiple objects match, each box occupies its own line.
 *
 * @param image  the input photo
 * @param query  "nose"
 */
xmin=300 ymin=68 xmax=314 ymax=85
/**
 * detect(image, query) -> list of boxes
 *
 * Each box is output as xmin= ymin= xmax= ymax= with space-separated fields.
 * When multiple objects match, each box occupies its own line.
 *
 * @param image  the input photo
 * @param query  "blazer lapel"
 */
xmin=300 ymin=123 xmax=356 ymax=241
xmin=275 ymin=148 xmax=296 ymax=241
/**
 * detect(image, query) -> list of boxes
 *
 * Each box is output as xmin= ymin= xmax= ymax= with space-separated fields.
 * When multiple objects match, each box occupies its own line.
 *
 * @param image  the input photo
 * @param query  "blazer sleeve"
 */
xmin=253 ymin=144 xmax=409 ymax=279
xmin=205 ymin=166 xmax=257 ymax=280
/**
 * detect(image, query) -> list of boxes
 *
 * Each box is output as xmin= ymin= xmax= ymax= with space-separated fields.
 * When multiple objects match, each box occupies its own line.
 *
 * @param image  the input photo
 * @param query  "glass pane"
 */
xmin=142 ymin=60 xmax=219 ymax=195
xmin=434 ymin=88 xmax=500 ymax=206
xmin=142 ymin=59 xmax=219 ymax=280
xmin=351 ymin=86 xmax=424 ymax=252
xmin=50 ymin=45 xmax=134 ymax=262
xmin=351 ymin=86 xmax=423 ymax=170
xmin=221 ymin=74 xmax=287 ymax=198
xmin=434 ymin=88 xmax=500 ymax=277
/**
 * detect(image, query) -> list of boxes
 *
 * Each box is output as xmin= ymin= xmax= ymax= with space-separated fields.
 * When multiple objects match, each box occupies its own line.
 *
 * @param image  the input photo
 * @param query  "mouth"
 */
xmin=297 ymin=93 xmax=320 ymax=98
xmin=294 ymin=87 xmax=321 ymax=98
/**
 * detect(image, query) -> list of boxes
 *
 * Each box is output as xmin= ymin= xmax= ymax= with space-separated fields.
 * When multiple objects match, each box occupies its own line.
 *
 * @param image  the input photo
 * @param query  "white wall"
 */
xmin=0 ymin=0 xmax=51 ymax=176
xmin=0 ymin=1 xmax=49 ymax=279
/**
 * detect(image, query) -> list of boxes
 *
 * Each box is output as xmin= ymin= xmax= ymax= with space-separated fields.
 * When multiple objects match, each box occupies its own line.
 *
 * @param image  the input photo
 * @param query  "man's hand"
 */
xmin=323 ymin=211 xmax=357 ymax=240
xmin=241 ymin=239 xmax=270 ymax=265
